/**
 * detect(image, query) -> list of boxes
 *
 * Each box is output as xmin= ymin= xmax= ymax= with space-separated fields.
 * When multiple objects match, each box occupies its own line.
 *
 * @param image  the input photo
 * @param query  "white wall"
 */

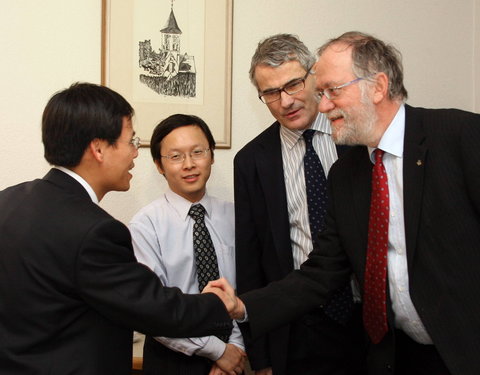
xmin=1 ymin=0 xmax=479 ymax=224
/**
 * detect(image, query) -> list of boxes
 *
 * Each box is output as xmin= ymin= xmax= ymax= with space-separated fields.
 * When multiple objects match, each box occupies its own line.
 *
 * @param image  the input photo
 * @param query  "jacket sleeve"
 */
xmin=234 ymin=152 xmax=272 ymax=370
xmin=240 ymin=167 xmax=352 ymax=340
xmin=76 ymin=218 xmax=233 ymax=338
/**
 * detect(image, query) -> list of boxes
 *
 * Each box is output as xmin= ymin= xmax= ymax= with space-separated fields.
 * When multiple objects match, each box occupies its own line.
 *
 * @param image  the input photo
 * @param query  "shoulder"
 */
xmin=405 ymin=105 xmax=480 ymax=145
xmin=406 ymin=105 xmax=479 ymax=128
xmin=0 ymin=179 xmax=34 ymax=197
xmin=130 ymin=195 xmax=167 ymax=224
xmin=235 ymin=121 xmax=280 ymax=162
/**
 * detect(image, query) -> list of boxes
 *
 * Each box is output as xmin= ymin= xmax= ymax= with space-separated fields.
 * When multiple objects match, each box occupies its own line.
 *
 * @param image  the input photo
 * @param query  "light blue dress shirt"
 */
xmin=129 ymin=189 xmax=244 ymax=360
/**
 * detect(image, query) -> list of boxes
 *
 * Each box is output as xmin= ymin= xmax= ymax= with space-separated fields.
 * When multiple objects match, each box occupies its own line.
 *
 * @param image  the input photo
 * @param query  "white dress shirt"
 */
xmin=368 ymin=105 xmax=432 ymax=344
xmin=280 ymin=113 xmax=338 ymax=269
xmin=129 ymin=189 xmax=244 ymax=360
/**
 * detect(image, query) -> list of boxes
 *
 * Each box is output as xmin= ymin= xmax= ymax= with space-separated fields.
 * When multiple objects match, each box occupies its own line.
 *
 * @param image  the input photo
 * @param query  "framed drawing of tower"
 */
xmin=102 ymin=0 xmax=233 ymax=148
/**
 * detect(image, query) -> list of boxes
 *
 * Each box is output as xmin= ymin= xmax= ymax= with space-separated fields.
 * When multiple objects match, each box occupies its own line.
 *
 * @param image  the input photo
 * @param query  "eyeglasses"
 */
xmin=161 ymin=148 xmax=211 ymax=164
xmin=316 ymin=77 xmax=366 ymax=101
xmin=129 ymin=136 xmax=141 ymax=149
xmin=258 ymin=71 xmax=310 ymax=104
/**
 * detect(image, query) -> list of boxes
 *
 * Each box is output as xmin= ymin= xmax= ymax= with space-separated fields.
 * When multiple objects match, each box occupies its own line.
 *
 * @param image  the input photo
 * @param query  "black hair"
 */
xmin=42 ymin=82 xmax=134 ymax=167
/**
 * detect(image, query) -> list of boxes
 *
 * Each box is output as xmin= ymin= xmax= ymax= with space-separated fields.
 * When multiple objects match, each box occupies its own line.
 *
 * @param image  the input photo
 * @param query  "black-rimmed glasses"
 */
xmin=258 ymin=71 xmax=310 ymax=104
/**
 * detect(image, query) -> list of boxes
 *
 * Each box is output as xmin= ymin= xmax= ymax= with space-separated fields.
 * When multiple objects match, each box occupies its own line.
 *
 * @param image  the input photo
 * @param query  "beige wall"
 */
xmin=1 ymin=0 xmax=479 ymax=224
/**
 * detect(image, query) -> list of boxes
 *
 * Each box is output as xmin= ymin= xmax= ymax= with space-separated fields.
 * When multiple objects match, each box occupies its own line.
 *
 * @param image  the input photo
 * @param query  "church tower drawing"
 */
xmin=138 ymin=1 xmax=196 ymax=97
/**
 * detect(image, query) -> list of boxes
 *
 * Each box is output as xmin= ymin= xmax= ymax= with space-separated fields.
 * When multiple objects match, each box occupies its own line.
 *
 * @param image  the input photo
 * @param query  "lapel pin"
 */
xmin=416 ymin=160 xmax=422 ymax=166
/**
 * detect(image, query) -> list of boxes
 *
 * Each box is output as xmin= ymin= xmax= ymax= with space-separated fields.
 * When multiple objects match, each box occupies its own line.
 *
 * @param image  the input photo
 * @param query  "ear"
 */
xmin=372 ymin=72 xmax=389 ymax=104
xmin=88 ymin=139 xmax=107 ymax=163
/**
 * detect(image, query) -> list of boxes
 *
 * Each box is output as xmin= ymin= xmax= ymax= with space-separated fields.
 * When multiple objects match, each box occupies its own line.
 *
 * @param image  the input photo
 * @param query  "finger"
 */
xmin=208 ymin=278 xmax=227 ymax=291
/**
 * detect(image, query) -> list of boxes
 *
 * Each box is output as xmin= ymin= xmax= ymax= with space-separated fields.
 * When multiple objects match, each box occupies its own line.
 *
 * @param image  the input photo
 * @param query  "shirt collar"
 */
xmin=164 ymin=188 xmax=212 ymax=221
xmin=55 ymin=166 xmax=99 ymax=204
xmin=367 ymin=104 xmax=405 ymax=163
xmin=280 ymin=113 xmax=331 ymax=150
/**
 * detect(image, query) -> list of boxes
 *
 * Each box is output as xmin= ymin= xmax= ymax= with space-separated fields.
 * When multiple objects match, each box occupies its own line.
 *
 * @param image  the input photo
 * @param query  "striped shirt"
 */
xmin=280 ymin=113 xmax=338 ymax=269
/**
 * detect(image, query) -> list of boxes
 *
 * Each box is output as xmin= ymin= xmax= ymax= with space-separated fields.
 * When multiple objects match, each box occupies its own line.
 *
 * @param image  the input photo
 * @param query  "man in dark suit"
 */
xmin=0 ymin=83 xmax=236 ymax=375
xmin=219 ymin=31 xmax=480 ymax=375
xmin=234 ymin=34 xmax=364 ymax=375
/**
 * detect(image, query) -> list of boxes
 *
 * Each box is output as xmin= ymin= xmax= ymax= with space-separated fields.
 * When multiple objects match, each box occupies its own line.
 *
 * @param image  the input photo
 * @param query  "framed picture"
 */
xmin=101 ymin=0 xmax=233 ymax=148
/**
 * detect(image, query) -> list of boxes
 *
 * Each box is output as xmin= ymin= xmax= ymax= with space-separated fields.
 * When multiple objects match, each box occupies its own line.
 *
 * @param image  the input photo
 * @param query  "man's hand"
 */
xmin=208 ymin=363 xmax=225 ymax=375
xmin=213 ymin=343 xmax=247 ymax=375
xmin=202 ymin=278 xmax=246 ymax=320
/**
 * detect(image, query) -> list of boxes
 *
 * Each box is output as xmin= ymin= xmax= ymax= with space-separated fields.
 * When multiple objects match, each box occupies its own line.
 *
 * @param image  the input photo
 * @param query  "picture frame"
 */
xmin=101 ymin=0 xmax=233 ymax=148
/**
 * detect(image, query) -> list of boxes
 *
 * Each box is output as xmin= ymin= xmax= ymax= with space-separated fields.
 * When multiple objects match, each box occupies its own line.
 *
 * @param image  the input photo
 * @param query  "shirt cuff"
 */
xmin=236 ymin=305 xmax=248 ymax=323
xmin=196 ymin=336 xmax=226 ymax=361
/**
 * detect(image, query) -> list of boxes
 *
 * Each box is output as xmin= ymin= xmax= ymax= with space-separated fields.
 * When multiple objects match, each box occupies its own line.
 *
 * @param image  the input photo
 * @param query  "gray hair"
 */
xmin=317 ymin=31 xmax=408 ymax=101
xmin=249 ymin=33 xmax=315 ymax=89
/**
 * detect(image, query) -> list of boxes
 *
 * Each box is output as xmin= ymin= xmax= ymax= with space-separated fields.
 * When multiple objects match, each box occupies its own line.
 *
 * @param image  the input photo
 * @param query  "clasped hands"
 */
xmin=202 ymin=278 xmax=245 ymax=321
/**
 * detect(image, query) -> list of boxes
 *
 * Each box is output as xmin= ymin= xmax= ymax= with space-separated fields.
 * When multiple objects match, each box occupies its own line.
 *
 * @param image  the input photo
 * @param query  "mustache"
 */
xmin=327 ymin=109 xmax=347 ymax=122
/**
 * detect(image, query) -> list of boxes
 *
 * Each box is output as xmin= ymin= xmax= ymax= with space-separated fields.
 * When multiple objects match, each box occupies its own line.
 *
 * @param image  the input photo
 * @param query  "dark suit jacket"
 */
xmin=234 ymin=121 xmax=360 ymax=374
xmin=241 ymin=106 xmax=480 ymax=375
xmin=0 ymin=169 xmax=232 ymax=375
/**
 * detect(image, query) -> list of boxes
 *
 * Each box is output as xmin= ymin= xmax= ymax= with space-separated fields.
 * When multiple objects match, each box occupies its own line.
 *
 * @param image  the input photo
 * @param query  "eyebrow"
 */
xmin=166 ymin=144 xmax=205 ymax=152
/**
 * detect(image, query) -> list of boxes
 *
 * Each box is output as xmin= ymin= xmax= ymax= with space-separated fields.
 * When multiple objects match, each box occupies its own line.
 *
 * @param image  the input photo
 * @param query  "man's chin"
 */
xmin=332 ymin=131 xmax=356 ymax=146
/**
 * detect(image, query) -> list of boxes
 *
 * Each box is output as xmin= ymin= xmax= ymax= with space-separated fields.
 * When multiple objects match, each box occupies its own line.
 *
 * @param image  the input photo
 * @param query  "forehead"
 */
xmin=314 ymin=43 xmax=354 ymax=87
xmin=161 ymin=125 xmax=208 ymax=149
xmin=254 ymin=60 xmax=307 ymax=91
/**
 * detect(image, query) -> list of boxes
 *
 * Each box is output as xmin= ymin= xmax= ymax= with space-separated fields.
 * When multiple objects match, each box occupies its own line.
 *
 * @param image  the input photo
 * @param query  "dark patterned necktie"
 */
xmin=189 ymin=204 xmax=230 ymax=342
xmin=303 ymin=129 xmax=328 ymax=236
xmin=303 ymin=129 xmax=353 ymax=325
xmin=189 ymin=204 xmax=220 ymax=292
xmin=363 ymin=149 xmax=389 ymax=344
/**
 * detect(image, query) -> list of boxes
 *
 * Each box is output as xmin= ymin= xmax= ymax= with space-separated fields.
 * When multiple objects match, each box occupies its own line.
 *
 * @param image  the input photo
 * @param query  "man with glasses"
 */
xmin=0 ymin=84 xmax=235 ymax=375
xmin=218 ymin=31 xmax=480 ymax=375
xmin=129 ymin=114 xmax=246 ymax=375
xmin=234 ymin=34 xmax=364 ymax=375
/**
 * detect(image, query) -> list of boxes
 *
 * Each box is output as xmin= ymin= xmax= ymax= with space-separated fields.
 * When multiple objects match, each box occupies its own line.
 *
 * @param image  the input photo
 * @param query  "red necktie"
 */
xmin=363 ymin=149 xmax=389 ymax=344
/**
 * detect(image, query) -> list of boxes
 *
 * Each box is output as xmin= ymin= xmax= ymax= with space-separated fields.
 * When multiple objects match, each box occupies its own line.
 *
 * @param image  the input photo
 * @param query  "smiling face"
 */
xmin=254 ymin=60 xmax=318 ymax=131
xmin=157 ymin=125 xmax=213 ymax=203
xmin=315 ymin=44 xmax=378 ymax=145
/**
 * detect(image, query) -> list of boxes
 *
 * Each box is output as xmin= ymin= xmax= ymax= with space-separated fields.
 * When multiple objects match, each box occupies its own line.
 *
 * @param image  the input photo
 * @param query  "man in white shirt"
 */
xmin=219 ymin=31 xmax=480 ymax=375
xmin=129 ymin=114 xmax=246 ymax=375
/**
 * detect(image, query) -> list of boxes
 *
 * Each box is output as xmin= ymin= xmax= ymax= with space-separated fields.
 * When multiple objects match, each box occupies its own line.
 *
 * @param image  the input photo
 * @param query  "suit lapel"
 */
xmin=402 ymin=105 xmax=427 ymax=267
xmin=256 ymin=123 xmax=293 ymax=273
xmin=351 ymin=147 xmax=373 ymax=271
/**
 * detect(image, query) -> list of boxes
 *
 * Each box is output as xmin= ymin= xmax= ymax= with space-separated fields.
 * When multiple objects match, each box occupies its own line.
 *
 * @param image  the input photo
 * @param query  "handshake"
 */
xmin=202 ymin=278 xmax=246 ymax=321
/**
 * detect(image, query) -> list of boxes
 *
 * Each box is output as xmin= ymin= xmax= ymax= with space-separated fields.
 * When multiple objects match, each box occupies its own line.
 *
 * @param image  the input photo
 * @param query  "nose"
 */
xmin=317 ymin=95 xmax=335 ymax=113
xmin=133 ymin=147 xmax=139 ymax=159
xmin=182 ymin=154 xmax=195 ymax=169
xmin=279 ymin=90 xmax=294 ymax=108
